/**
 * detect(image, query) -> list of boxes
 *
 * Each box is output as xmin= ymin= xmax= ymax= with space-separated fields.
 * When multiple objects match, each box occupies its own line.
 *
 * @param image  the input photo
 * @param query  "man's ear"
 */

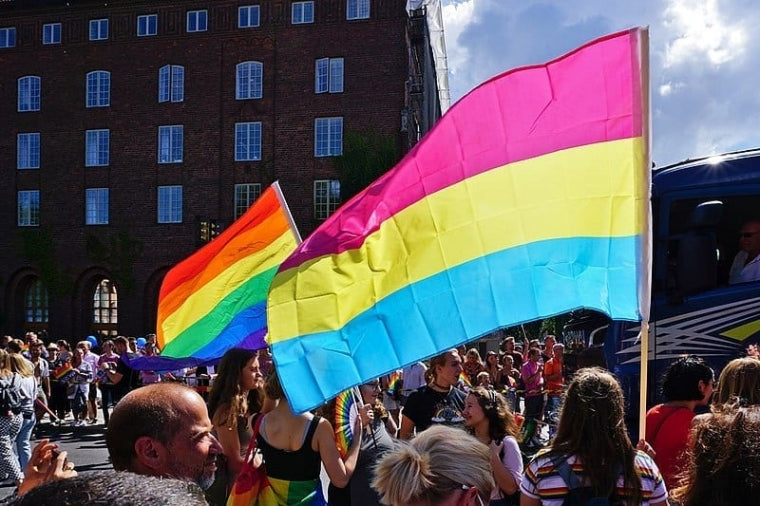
xmin=133 ymin=436 xmax=168 ymax=472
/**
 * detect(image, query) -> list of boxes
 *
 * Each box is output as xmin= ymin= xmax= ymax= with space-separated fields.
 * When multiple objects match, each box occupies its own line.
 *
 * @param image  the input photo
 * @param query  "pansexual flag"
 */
xmin=267 ymin=28 xmax=651 ymax=412
xmin=132 ymin=182 xmax=300 ymax=371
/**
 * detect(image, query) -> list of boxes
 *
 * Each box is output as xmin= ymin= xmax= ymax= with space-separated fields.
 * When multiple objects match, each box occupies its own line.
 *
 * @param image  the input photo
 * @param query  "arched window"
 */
xmin=92 ymin=279 xmax=118 ymax=335
xmin=236 ymin=61 xmax=263 ymax=100
xmin=24 ymin=279 xmax=48 ymax=324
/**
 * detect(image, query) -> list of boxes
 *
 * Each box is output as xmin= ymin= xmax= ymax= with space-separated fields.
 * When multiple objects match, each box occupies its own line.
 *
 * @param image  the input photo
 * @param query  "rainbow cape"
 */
xmin=267 ymin=28 xmax=651 ymax=412
xmin=132 ymin=183 xmax=300 ymax=371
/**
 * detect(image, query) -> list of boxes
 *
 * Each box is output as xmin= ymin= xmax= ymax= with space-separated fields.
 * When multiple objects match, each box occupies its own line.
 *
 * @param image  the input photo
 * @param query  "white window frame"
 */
xmin=42 ymin=23 xmax=61 ymax=44
xmin=347 ymin=0 xmax=370 ymax=20
xmin=238 ymin=5 xmax=260 ymax=28
xmin=315 ymin=58 xmax=344 ymax=94
xmin=89 ymin=19 xmax=108 ymax=41
xmin=292 ymin=1 xmax=314 ymax=24
xmin=235 ymin=122 xmax=262 ymax=161
xmin=158 ymin=125 xmax=183 ymax=164
xmin=86 ymin=70 xmax=110 ymax=108
xmin=314 ymin=180 xmax=341 ymax=220
xmin=0 ymin=27 xmax=16 ymax=48
xmin=137 ymin=14 xmax=158 ymax=36
xmin=234 ymin=183 xmax=262 ymax=218
xmin=187 ymin=10 xmax=208 ymax=32
xmin=85 ymin=129 xmax=110 ymax=167
xmin=17 ymin=133 xmax=40 ymax=169
xmin=314 ymin=117 xmax=343 ymax=157
xmin=18 ymin=76 xmax=41 ymax=112
xmin=18 ymin=190 xmax=40 ymax=227
xmin=158 ymin=64 xmax=184 ymax=103
xmin=85 ymin=188 xmax=109 ymax=225
xmin=236 ymin=61 xmax=263 ymax=100
xmin=158 ymin=185 xmax=183 ymax=223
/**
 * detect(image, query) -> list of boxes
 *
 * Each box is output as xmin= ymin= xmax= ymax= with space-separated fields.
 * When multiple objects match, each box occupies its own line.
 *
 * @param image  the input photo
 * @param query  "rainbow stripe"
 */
xmin=386 ymin=370 xmax=401 ymax=396
xmin=267 ymin=29 xmax=650 ymax=412
xmin=52 ymin=363 xmax=74 ymax=381
xmin=458 ymin=372 xmax=473 ymax=389
xmin=133 ymin=183 xmax=299 ymax=371
xmin=333 ymin=389 xmax=356 ymax=458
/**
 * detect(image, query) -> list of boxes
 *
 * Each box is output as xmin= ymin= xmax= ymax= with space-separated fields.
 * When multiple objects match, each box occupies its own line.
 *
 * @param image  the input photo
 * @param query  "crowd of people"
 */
xmin=0 ymin=330 xmax=757 ymax=505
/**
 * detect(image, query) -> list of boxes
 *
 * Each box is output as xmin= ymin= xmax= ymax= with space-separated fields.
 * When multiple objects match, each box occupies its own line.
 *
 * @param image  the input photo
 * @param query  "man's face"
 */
xmin=30 ymin=344 xmax=42 ymax=358
xmin=162 ymin=392 xmax=223 ymax=490
xmin=739 ymin=222 xmax=760 ymax=255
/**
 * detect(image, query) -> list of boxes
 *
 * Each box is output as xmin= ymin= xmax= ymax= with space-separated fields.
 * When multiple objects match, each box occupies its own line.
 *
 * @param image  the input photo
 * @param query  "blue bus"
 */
xmin=564 ymin=148 xmax=760 ymax=426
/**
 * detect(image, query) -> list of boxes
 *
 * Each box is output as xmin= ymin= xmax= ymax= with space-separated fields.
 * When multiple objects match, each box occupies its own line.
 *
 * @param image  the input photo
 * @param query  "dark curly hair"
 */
xmin=466 ymin=386 xmax=520 ymax=442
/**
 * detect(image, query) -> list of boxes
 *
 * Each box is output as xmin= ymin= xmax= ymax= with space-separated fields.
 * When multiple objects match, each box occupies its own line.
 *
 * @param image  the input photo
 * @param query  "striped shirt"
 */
xmin=520 ymin=449 xmax=668 ymax=505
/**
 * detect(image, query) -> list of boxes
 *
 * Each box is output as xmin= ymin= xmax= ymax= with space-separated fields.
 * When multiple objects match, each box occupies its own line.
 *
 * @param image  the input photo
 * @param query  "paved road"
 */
xmin=0 ymin=416 xmax=111 ymax=500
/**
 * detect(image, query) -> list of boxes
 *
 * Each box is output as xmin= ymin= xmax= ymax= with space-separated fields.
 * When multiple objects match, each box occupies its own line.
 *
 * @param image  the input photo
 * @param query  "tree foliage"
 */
xmin=333 ymin=130 xmax=400 ymax=202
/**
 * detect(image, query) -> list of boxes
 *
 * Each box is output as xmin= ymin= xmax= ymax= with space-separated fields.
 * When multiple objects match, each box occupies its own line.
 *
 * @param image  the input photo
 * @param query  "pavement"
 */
xmin=0 ymin=411 xmax=112 ymax=501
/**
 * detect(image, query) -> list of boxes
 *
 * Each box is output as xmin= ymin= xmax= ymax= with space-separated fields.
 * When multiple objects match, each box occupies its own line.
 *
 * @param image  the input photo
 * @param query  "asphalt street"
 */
xmin=0 ymin=416 xmax=112 ymax=501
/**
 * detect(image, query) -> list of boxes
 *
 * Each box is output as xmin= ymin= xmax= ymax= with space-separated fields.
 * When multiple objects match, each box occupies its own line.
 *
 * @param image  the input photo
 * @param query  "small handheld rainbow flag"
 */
xmin=385 ymin=370 xmax=401 ymax=396
xmin=53 ymin=363 xmax=75 ymax=381
xmin=458 ymin=372 xmax=472 ymax=390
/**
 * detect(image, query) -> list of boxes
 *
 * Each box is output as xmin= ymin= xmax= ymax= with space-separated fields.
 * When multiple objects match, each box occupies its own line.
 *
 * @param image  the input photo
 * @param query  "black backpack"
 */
xmin=0 ymin=374 xmax=23 ymax=416
xmin=552 ymin=455 xmax=616 ymax=506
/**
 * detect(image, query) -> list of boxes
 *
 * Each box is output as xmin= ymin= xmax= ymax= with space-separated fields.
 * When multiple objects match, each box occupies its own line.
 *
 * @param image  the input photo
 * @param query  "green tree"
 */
xmin=334 ymin=131 xmax=400 ymax=202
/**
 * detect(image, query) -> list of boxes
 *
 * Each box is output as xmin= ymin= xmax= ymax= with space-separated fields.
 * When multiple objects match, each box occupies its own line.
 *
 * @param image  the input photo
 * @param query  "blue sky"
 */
xmin=441 ymin=0 xmax=760 ymax=167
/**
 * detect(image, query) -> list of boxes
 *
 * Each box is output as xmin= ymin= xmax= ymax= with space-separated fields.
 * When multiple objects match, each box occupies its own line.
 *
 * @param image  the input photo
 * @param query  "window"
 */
xmin=235 ymin=122 xmax=262 ymax=161
xmin=86 ymin=71 xmax=110 ymax=108
xmin=315 ymin=58 xmax=344 ymax=94
xmin=25 ymin=279 xmax=49 ymax=324
xmin=292 ymin=2 xmax=314 ymax=24
xmin=158 ymin=125 xmax=183 ymax=163
xmin=158 ymin=65 xmax=184 ymax=103
xmin=42 ymin=23 xmax=61 ymax=44
xmin=158 ymin=185 xmax=182 ymax=223
xmin=347 ymin=0 xmax=370 ymax=20
xmin=0 ymin=27 xmax=15 ymax=48
xmin=93 ymin=279 xmax=118 ymax=326
xmin=17 ymin=133 xmax=40 ymax=169
xmin=85 ymin=129 xmax=110 ymax=166
xmin=187 ymin=10 xmax=208 ymax=32
xmin=238 ymin=5 xmax=260 ymax=28
xmin=314 ymin=117 xmax=343 ymax=157
xmin=234 ymin=183 xmax=262 ymax=218
xmin=236 ymin=62 xmax=263 ymax=100
xmin=18 ymin=190 xmax=40 ymax=227
xmin=89 ymin=19 xmax=108 ymax=40
xmin=137 ymin=14 xmax=157 ymax=36
xmin=18 ymin=76 xmax=41 ymax=112
xmin=314 ymin=180 xmax=341 ymax=220
xmin=86 ymin=188 xmax=109 ymax=225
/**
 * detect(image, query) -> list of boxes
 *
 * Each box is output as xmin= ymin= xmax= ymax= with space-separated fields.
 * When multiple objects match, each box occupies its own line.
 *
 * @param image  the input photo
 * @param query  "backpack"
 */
xmin=552 ymin=455 xmax=616 ymax=506
xmin=0 ymin=374 xmax=23 ymax=416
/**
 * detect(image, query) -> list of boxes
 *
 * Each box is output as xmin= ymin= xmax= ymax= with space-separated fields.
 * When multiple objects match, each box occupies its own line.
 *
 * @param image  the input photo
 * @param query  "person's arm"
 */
xmin=544 ymin=362 xmax=561 ymax=382
xmin=490 ymin=438 xmax=520 ymax=495
xmin=213 ymin=410 xmax=245 ymax=474
xmin=17 ymin=439 xmax=77 ymax=497
xmin=315 ymin=408 xmax=366 ymax=488
xmin=383 ymin=413 xmax=398 ymax=437
xmin=399 ymin=414 xmax=415 ymax=440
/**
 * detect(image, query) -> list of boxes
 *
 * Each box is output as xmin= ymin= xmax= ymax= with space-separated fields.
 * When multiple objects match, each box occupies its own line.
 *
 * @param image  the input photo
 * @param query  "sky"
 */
xmin=440 ymin=0 xmax=760 ymax=168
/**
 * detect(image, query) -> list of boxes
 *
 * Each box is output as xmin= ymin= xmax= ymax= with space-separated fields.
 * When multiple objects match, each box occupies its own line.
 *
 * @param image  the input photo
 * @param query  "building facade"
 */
xmin=0 ymin=0 xmax=443 ymax=340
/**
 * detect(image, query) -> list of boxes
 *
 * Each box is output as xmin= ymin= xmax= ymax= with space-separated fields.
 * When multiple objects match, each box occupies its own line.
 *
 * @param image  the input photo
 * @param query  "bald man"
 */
xmin=730 ymin=219 xmax=760 ymax=284
xmin=105 ymin=383 xmax=223 ymax=490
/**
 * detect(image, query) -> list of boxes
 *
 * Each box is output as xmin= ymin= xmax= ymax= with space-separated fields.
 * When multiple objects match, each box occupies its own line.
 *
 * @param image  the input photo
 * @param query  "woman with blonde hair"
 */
xmin=0 ymin=349 xmax=24 ymax=486
xmin=463 ymin=386 xmax=521 ymax=505
xmin=711 ymin=356 xmax=760 ymax=409
xmin=8 ymin=353 xmax=36 ymax=471
xmin=521 ymin=368 xmax=668 ymax=505
xmin=372 ymin=424 xmax=493 ymax=506
xmin=205 ymin=348 xmax=263 ymax=504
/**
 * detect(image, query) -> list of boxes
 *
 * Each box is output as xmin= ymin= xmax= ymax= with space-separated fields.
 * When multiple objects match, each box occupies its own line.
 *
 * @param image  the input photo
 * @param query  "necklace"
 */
xmin=432 ymin=382 xmax=451 ymax=392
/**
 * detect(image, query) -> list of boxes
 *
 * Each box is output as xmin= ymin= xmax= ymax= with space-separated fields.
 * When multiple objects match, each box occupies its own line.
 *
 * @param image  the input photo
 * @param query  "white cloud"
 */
xmin=663 ymin=0 xmax=746 ymax=67
xmin=441 ymin=0 xmax=476 ymax=77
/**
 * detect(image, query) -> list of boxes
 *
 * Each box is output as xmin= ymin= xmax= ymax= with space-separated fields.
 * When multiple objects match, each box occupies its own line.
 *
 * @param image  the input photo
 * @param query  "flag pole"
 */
xmin=638 ymin=322 xmax=649 ymax=438
xmin=271 ymin=180 xmax=303 ymax=244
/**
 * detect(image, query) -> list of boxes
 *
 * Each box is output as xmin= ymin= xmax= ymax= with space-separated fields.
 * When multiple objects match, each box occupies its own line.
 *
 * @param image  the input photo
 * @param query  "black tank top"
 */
xmin=257 ymin=415 xmax=322 ymax=481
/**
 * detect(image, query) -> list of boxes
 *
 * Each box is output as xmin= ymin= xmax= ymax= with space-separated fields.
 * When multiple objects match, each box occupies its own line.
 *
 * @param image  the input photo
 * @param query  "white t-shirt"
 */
xmin=729 ymin=250 xmax=760 ymax=284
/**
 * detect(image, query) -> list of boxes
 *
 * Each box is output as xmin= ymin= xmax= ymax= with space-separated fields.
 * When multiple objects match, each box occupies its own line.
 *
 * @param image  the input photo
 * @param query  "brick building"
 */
xmin=0 ymin=0 xmax=444 ymax=339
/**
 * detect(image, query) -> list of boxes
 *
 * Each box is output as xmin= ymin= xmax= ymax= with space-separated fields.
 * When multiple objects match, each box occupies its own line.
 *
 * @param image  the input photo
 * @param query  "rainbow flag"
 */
xmin=52 ymin=363 xmax=75 ymax=381
xmin=267 ymin=28 xmax=651 ymax=412
xmin=385 ymin=370 xmax=402 ymax=396
xmin=132 ymin=183 xmax=300 ymax=371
